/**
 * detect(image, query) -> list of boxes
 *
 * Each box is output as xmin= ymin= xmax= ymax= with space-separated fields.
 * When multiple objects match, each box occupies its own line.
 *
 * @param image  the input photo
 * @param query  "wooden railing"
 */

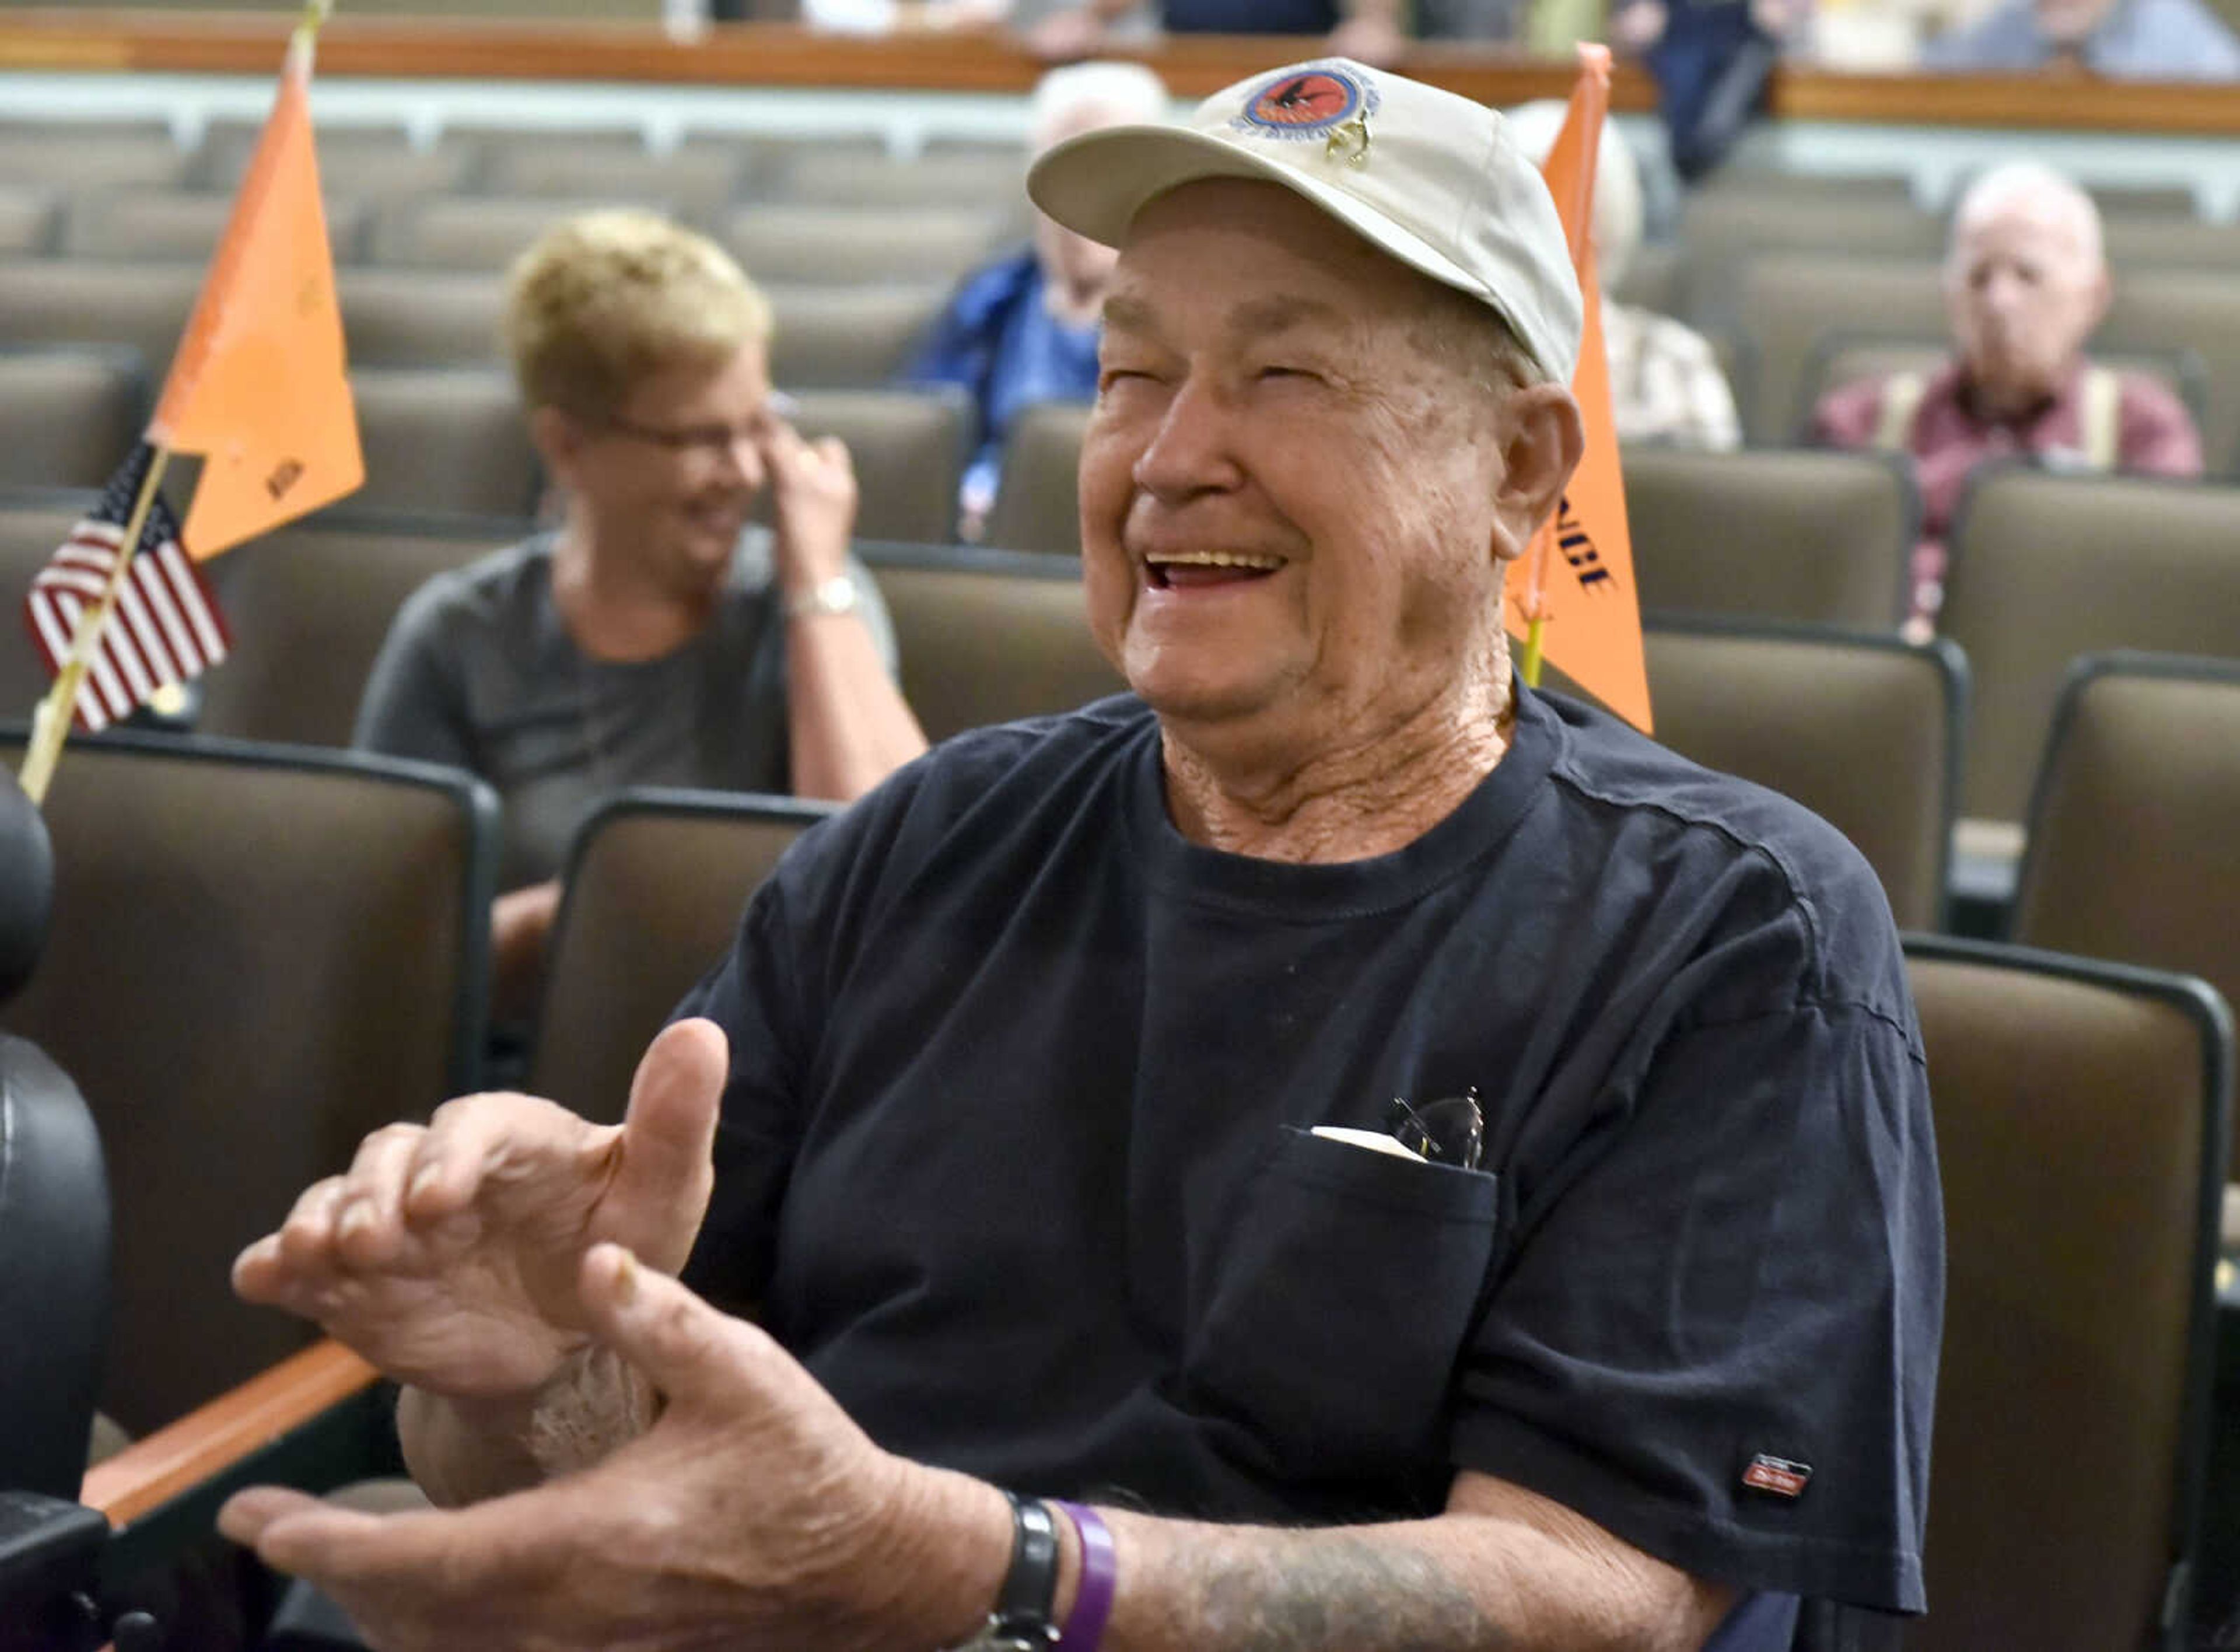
xmin=5 ymin=8 xmax=2240 ymax=134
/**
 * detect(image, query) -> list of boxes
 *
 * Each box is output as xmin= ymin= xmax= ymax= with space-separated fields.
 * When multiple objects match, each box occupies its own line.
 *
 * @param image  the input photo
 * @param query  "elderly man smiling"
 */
xmin=223 ymin=59 xmax=1941 ymax=1652
xmin=1814 ymin=160 xmax=2202 ymax=639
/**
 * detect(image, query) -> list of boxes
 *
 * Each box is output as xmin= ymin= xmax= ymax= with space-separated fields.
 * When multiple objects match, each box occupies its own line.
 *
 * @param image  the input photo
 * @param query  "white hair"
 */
xmin=1030 ymin=61 xmax=1173 ymax=155
xmin=1950 ymin=161 xmax=2105 ymax=271
xmin=1499 ymin=99 xmax=1644 ymax=293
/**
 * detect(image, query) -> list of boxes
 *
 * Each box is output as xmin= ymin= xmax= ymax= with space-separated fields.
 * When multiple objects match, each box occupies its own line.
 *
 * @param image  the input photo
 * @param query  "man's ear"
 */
xmin=529 ymin=405 xmax=586 ymax=490
xmin=1491 ymin=383 xmax=1586 ymax=566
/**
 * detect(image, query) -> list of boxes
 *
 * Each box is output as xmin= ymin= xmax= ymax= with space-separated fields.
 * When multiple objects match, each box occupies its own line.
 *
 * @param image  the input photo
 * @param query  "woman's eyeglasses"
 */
xmin=1385 ymin=1089 xmax=1484 ymax=1172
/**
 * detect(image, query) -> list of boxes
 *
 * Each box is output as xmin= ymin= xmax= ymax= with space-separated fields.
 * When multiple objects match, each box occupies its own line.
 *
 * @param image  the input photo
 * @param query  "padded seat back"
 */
xmin=1903 ymin=939 xmax=2227 ymax=1652
xmin=528 ymin=790 xmax=832 ymax=1124
xmin=0 ymin=732 xmax=495 ymax=1433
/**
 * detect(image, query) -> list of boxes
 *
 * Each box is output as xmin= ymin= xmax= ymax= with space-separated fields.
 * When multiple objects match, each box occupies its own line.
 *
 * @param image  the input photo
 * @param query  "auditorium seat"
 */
xmin=350 ymin=365 xmax=541 ymax=517
xmin=195 ymin=117 xmax=428 ymax=193
xmin=369 ymin=195 xmax=669 ymax=272
xmin=0 ymin=343 xmax=148 ymax=492
xmin=197 ymin=510 xmax=524 ymax=748
xmin=859 ymin=541 xmax=1124 ymax=743
xmin=1797 ymin=336 xmax=2210 ymax=443
xmin=527 ymin=789 xmax=834 ymax=1124
xmin=717 ymin=204 xmax=1009 ymax=288
xmin=338 ymin=266 xmax=507 ymax=366
xmin=2089 ymin=181 xmax=2203 ymax=218
xmin=1678 ymin=197 xmax=1942 ymax=328
xmin=763 ymin=147 xmax=1029 ymax=215
xmin=0 ymin=727 xmax=496 ymax=1433
xmin=2101 ymin=216 xmax=2240 ymax=272
xmin=981 ymin=400 xmax=1093 ymax=557
xmin=0 ymin=183 xmax=56 ymax=256
xmin=0 ymin=123 xmax=187 ymax=191
xmin=2101 ymin=270 xmax=2240 ymax=475
xmin=0 ymin=488 xmax=88 ymax=721
xmin=1623 ymin=446 xmax=1916 ymax=629
xmin=0 ymin=257 xmax=204 ymax=382
xmin=1641 ymin=620 xmax=1962 ymax=930
xmin=1940 ymin=466 xmax=2240 ymax=824
xmin=2011 ymin=653 xmax=2240 ymax=1166
xmin=481 ymin=144 xmax=747 ymax=216
xmin=1728 ymin=254 xmax=1946 ymax=445
xmin=1609 ymin=240 xmax=1681 ymax=318
xmin=61 ymin=187 xmax=370 ymax=264
xmin=1903 ymin=937 xmax=2225 ymax=1652
xmin=768 ymin=387 xmax=970 ymax=546
xmin=765 ymin=280 xmax=950 ymax=388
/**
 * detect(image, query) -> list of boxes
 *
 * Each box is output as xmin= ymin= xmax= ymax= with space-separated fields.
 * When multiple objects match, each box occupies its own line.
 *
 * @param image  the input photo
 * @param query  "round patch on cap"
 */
xmin=1233 ymin=65 xmax=1380 ymax=141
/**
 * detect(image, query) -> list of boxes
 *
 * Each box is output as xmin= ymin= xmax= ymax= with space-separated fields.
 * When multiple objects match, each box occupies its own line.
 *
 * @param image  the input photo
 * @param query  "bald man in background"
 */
xmin=1812 ymin=159 xmax=2202 ymax=639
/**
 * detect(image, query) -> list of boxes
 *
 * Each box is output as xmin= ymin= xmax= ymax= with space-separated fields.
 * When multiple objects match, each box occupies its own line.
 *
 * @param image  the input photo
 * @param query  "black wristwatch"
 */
xmin=945 ymin=1490 xmax=1062 ymax=1651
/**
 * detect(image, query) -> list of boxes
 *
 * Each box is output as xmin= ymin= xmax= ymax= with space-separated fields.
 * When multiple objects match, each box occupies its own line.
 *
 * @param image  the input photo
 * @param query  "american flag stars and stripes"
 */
xmin=23 ymin=444 xmax=232 ymax=733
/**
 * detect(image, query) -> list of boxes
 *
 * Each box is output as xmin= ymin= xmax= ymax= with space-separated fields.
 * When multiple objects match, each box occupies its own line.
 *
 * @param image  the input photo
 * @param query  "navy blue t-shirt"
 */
xmin=680 ymin=687 xmax=1940 ymax=1616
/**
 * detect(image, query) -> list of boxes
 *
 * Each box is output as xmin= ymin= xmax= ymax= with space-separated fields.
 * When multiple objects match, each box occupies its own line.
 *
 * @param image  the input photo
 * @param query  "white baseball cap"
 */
xmin=1026 ymin=57 xmax=1583 ymax=386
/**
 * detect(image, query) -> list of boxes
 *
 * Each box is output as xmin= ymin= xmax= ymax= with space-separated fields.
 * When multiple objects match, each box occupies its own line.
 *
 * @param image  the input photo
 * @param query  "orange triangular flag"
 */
xmin=149 ymin=27 xmax=362 ymax=559
xmin=1507 ymin=46 xmax=1651 ymax=734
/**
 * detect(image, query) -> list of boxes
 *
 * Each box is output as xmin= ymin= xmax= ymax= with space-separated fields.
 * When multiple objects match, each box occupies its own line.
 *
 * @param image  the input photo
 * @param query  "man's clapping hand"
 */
xmin=231 ymin=1019 xmax=726 ymax=1402
xmin=222 ymin=1244 xmax=1010 ymax=1652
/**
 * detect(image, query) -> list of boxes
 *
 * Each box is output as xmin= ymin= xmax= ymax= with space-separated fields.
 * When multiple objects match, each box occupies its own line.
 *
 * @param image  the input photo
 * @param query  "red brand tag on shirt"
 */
xmin=1741 ymin=1455 xmax=1812 ymax=1499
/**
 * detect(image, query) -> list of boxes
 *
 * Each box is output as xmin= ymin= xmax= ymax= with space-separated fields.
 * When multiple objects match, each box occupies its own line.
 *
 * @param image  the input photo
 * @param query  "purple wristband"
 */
xmin=1051 ymin=1499 xmax=1116 ymax=1652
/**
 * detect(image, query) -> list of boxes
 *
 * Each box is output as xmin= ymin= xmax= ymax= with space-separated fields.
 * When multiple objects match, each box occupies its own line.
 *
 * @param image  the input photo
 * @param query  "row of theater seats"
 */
xmin=0 ymin=117 xmax=1035 ymax=212
xmin=2 ymin=720 xmax=2226 ymax=1652
xmin=6 ymin=443 xmax=2238 ymax=828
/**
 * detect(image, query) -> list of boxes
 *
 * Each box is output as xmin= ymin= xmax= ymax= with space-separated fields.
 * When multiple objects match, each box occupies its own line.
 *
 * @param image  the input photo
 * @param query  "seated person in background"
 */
xmin=1029 ymin=0 xmax=1408 ymax=65
xmin=1920 ymin=0 xmax=2240 ymax=74
xmin=901 ymin=61 xmax=1170 ymax=541
xmin=230 ymin=60 xmax=1937 ymax=1652
xmin=1504 ymin=99 xmax=1740 ymax=451
xmin=1812 ymin=161 xmax=2202 ymax=640
xmin=355 ymin=209 xmax=927 ymax=1023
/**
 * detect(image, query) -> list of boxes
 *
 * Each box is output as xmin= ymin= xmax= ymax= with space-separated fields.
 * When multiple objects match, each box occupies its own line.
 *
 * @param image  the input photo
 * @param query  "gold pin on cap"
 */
xmin=1325 ymin=113 xmax=1371 ymax=166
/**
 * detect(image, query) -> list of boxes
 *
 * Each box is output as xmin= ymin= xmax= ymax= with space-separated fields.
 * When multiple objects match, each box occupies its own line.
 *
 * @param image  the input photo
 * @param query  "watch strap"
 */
xmin=1051 ymin=1501 xmax=1115 ymax=1652
xmin=992 ymin=1490 xmax=1062 ymax=1643
xmin=786 ymin=573 xmax=860 ymax=619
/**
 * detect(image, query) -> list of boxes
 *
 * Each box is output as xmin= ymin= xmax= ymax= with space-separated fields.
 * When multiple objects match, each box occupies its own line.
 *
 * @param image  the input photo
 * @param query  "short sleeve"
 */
xmin=845 ymin=551 xmax=902 ymax=678
xmin=2116 ymin=373 xmax=2206 ymax=478
xmin=352 ymin=577 xmax=477 ymax=771
xmin=675 ymin=870 xmax=816 ymax=1317
xmin=1451 ymin=999 xmax=1940 ymax=1614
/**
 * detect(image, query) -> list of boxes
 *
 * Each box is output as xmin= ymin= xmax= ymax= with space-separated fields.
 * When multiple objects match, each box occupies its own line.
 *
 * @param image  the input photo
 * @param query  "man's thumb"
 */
xmin=607 ymin=1018 xmax=727 ymax=1255
xmin=579 ymin=1242 xmax=765 ymax=1414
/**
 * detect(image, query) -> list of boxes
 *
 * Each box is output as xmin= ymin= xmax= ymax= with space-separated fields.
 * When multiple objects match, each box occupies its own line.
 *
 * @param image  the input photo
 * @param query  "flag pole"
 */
xmin=18 ymin=446 xmax=173 ymax=806
xmin=1516 ymin=45 xmax=1609 ymax=694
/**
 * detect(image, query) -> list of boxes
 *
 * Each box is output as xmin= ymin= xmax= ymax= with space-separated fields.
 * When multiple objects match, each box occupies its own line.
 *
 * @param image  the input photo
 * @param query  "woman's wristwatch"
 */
xmin=946 ymin=1490 xmax=1062 ymax=1650
xmin=785 ymin=573 xmax=861 ymax=620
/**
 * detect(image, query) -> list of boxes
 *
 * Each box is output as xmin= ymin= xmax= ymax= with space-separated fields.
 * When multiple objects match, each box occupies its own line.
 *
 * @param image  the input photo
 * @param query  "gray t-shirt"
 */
xmin=352 ymin=528 xmax=897 ymax=890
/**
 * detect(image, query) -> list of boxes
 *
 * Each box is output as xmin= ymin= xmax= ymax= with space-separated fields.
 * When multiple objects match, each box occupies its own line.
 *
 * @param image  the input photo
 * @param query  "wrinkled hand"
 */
xmin=762 ymin=420 xmax=858 ymax=596
xmin=232 ymin=1020 xmax=727 ymax=1401
xmin=220 ymin=1245 xmax=1000 ymax=1652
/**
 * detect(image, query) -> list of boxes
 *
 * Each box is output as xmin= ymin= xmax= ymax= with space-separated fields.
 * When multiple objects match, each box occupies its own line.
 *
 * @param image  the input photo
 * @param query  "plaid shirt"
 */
xmin=1603 ymin=301 xmax=1742 ymax=452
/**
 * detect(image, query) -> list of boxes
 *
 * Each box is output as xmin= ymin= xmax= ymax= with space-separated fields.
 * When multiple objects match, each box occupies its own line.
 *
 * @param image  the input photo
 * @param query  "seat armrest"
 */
xmin=80 ymin=1340 xmax=381 ymax=1527
xmin=0 ymin=1490 xmax=107 ymax=1652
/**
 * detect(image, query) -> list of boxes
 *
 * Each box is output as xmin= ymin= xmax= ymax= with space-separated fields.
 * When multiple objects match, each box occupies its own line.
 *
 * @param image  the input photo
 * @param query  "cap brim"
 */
xmin=1028 ymin=123 xmax=1493 ymax=323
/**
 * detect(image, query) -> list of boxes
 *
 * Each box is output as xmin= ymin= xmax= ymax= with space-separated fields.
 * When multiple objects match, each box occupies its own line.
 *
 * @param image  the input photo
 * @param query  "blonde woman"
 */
xmin=356 ymin=210 xmax=926 ymax=1020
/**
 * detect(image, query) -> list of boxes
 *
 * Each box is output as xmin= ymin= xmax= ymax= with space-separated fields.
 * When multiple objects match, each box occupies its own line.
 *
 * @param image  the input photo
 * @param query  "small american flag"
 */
xmin=23 ymin=443 xmax=231 ymax=733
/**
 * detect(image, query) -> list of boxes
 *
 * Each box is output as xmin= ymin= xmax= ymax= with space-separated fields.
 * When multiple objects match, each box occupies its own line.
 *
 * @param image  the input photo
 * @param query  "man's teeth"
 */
xmin=1152 ymin=552 xmax=1284 ymax=570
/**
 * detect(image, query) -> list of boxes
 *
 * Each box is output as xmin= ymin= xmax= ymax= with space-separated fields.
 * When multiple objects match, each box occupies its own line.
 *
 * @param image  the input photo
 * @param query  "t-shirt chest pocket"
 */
xmin=1178 ymin=1126 xmax=1506 ymax=1488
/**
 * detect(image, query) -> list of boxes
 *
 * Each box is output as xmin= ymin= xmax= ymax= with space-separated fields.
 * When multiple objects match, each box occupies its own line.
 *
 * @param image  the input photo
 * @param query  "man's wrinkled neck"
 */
xmin=1157 ymin=652 xmax=1516 ymax=865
